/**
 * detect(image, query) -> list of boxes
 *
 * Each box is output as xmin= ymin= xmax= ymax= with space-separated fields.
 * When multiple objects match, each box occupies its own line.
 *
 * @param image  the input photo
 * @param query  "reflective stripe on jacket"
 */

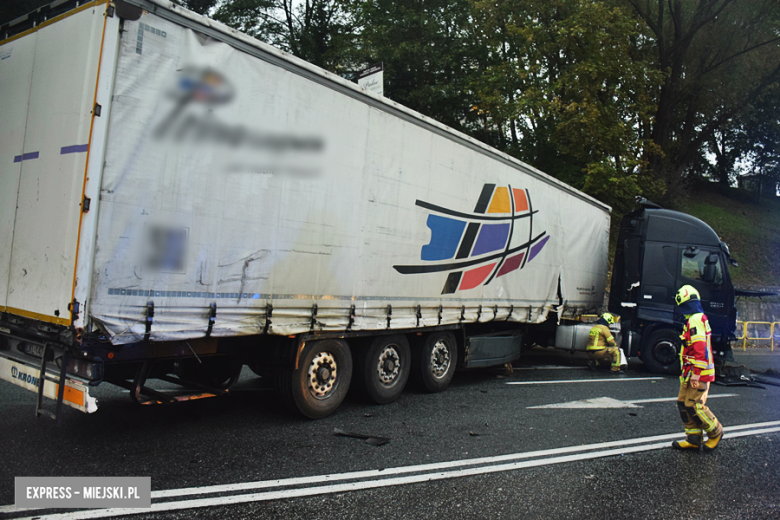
xmin=680 ymin=313 xmax=715 ymax=382
xmin=587 ymin=324 xmax=616 ymax=350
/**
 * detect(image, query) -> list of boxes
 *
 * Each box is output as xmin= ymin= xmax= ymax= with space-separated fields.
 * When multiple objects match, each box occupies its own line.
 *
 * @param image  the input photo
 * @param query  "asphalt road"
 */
xmin=0 ymin=347 xmax=779 ymax=520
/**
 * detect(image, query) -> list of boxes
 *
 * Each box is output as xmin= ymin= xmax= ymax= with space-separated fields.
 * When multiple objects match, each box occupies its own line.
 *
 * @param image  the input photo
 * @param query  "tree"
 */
xmin=1 ymin=0 xmax=64 ymax=27
xmin=624 ymin=0 xmax=780 ymax=199
xmin=471 ymin=0 xmax=663 ymax=213
xmin=176 ymin=0 xmax=219 ymax=16
xmin=282 ymin=0 xmax=356 ymax=69
xmin=351 ymin=0 xmax=483 ymax=134
xmin=211 ymin=0 xmax=356 ymax=70
xmin=742 ymin=87 xmax=780 ymax=201
xmin=696 ymin=120 xmax=748 ymax=186
xmin=211 ymin=0 xmax=287 ymax=49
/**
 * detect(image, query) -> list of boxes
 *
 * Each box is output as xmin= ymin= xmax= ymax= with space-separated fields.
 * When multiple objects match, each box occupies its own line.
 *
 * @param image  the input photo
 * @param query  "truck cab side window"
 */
xmin=681 ymin=250 xmax=722 ymax=285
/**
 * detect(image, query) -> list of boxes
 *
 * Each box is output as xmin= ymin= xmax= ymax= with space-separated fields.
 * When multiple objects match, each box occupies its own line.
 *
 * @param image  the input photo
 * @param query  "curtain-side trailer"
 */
xmin=0 ymin=0 xmax=613 ymax=420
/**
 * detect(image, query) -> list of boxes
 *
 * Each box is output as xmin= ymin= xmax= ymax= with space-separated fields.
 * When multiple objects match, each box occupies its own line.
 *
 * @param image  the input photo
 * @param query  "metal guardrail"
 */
xmin=735 ymin=321 xmax=780 ymax=351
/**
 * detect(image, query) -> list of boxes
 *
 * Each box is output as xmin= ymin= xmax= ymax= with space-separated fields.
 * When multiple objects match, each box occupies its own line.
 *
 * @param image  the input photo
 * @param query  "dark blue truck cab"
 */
xmin=609 ymin=201 xmax=739 ymax=374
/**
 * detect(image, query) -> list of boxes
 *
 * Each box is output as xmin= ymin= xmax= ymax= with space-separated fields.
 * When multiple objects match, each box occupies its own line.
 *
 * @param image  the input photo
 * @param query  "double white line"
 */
xmin=8 ymin=420 xmax=780 ymax=519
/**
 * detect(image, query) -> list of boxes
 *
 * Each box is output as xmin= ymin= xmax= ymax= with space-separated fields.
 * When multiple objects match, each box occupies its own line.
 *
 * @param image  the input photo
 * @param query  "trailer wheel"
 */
xmin=358 ymin=335 xmax=411 ymax=404
xmin=278 ymin=339 xmax=352 ymax=419
xmin=640 ymin=329 xmax=682 ymax=375
xmin=414 ymin=332 xmax=458 ymax=393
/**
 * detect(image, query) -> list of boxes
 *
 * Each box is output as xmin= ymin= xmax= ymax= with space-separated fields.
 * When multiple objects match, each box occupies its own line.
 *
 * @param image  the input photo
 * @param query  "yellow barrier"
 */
xmin=736 ymin=321 xmax=778 ymax=351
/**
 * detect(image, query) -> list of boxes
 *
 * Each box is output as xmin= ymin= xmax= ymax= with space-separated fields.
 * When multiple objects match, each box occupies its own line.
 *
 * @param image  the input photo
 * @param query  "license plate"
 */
xmin=20 ymin=342 xmax=46 ymax=359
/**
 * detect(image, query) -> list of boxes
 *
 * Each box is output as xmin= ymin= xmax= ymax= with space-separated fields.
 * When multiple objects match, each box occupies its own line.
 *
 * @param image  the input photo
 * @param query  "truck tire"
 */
xmin=278 ymin=339 xmax=352 ymax=419
xmin=640 ymin=329 xmax=681 ymax=375
xmin=358 ymin=335 xmax=411 ymax=404
xmin=414 ymin=331 xmax=458 ymax=393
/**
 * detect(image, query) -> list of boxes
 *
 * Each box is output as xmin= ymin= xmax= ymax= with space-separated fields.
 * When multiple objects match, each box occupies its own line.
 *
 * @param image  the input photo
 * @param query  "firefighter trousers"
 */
xmin=677 ymin=381 xmax=722 ymax=445
xmin=587 ymin=347 xmax=620 ymax=371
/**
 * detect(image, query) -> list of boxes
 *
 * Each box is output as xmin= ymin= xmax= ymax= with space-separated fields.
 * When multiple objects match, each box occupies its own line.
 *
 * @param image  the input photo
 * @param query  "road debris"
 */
xmin=333 ymin=428 xmax=390 ymax=446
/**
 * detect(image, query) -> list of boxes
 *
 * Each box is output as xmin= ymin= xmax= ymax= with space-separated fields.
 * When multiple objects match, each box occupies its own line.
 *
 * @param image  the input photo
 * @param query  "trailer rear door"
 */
xmin=0 ymin=1 xmax=109 ymax=326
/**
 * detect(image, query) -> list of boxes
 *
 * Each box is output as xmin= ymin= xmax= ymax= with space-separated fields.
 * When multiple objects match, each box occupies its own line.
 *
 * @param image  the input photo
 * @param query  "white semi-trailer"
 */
xmin=9 ymin=0 xmax=731 ymax=422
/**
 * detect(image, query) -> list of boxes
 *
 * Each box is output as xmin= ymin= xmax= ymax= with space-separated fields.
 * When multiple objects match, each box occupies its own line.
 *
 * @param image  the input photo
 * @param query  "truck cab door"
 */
xmin=634 ymin=243 xmax=678 ymax=324
xmin=678 ymin=246 xmax=729 ymax=337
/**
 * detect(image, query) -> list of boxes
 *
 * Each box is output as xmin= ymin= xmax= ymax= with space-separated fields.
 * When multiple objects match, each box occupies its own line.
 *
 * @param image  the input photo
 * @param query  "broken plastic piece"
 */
xmin=749 ymin=376 xmax=780 ymax=388
xmin=333 ymin=428 xmax=390 ymax=446
xmin=713 ymin=380 xmax=766 ymax=389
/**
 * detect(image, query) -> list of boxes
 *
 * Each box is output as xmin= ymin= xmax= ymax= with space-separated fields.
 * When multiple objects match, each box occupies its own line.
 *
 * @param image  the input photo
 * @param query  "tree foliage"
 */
xmin=177 ymin=0 xmax=219 ymax=16
xmin=1 ymin=0 xmax=62 ymax=26
xmin=205 ymin=0 xmax=355 ymax=69
xmin=350 ymin=0 xmax=483 ymax=134
xmin=625 ymin=0 xmax=780 ymax=202
xmin=470 ymin=0 xmax=663 ymax=212
xmin=742 ymin=86 xmax=780 ymax=200
xmin=5 ymin=0 xmax=780 ymax=210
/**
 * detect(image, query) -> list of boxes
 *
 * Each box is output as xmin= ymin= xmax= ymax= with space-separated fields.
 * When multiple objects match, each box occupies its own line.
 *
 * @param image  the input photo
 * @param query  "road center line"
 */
xmin=507 ymin=377 xmax=664 ymax=385
xmin=527 ymin=394 xmax=740 ymax=409
xmin=5 ymin=420 xmax=780 ymax=519
xmin=12 ymin=424 xmax=780 ymax=520
xmin=514 ymin=366 xmax=586 ymax=370
xmin=148 ymin=418 xmax=773 ymax=498
xmin=628 ymin=394 xmax=738 ymax=404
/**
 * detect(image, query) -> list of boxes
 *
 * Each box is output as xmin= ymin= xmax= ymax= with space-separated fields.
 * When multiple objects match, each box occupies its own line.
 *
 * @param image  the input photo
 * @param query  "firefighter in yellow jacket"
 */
xmin=586 ymin=313 xmax=622 ymax=372
xmin=672 ymin=285 xmax=723 ymax=452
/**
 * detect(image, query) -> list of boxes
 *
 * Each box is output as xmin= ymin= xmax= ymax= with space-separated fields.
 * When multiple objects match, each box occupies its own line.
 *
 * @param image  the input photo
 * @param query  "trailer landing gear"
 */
xmin=109 ymin=359 xmax=237 ymax=405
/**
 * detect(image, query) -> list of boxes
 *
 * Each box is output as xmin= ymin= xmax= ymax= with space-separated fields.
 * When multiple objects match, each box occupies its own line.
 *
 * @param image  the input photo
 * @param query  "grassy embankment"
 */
xmin=684 ymin=183 xmax=780 ymax=288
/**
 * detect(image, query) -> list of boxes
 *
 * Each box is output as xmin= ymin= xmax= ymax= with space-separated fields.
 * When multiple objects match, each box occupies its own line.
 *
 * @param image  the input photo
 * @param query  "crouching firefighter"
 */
xmin=672 ymin=285 xmax=724 ymax=452
xmin=586 ymin=313 xmax=623 ymax=373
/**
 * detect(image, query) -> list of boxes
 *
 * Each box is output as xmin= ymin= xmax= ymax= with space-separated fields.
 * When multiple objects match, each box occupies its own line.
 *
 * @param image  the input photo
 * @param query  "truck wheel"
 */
xmin=640 ymin=329 xmax=681 ymax=375
xmin=414 ymin=332 xmax=458 ymax=393
xmin=278 ymin=339 xmax=352 ymax=419
xmin=359 ymin=335 xmax=411 ymax=404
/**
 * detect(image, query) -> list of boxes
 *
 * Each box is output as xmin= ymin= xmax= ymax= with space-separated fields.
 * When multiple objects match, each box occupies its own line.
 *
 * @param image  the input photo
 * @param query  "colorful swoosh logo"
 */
xmin=393 ymin=184 xmax=550 ymax=294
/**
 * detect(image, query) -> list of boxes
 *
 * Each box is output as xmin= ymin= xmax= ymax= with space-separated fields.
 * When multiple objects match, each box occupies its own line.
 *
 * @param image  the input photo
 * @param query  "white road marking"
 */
xmin=528 ymin=394 xmax=739 ymax=409
xmin=6 ymin=421 xmax=780 ymax=519
xmin=627 ymin=394 xmax=738 ymax=404
xmin=530 ymin=397 xmax=640 ymax=409
xmin=513 ymin=366 xmax=586 ymax=370
xmin=507 ymin=377 xmax=663 ymax=385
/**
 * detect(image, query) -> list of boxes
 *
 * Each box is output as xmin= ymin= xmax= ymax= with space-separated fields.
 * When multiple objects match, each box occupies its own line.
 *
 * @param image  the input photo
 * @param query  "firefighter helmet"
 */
xmin=601 ymin=312 xmax=617 ymax=324
xmin=675 ymin=285 xmax=700 ymax=306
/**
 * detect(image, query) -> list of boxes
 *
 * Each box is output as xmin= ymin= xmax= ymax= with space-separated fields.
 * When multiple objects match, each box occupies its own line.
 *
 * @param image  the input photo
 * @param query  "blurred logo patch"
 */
xmin=151 ymin=66 xmax=325 ymax=178
xmin=169 ymin=66 xmax=234 ymax=105
xmin=143 ymin=224 xmax=188 ymax=273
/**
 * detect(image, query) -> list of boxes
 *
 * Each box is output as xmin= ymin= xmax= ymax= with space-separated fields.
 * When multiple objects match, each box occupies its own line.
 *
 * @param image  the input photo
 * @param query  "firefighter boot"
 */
xmin=703 ymin=426 xmax=723 ymax=453
xmin=672 ymin=434 xmax=702 ymax=450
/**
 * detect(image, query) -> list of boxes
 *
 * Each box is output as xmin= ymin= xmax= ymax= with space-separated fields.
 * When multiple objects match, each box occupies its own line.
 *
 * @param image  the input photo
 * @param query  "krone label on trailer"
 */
xmin=0 ymin=357 xmax=97 ymax=413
